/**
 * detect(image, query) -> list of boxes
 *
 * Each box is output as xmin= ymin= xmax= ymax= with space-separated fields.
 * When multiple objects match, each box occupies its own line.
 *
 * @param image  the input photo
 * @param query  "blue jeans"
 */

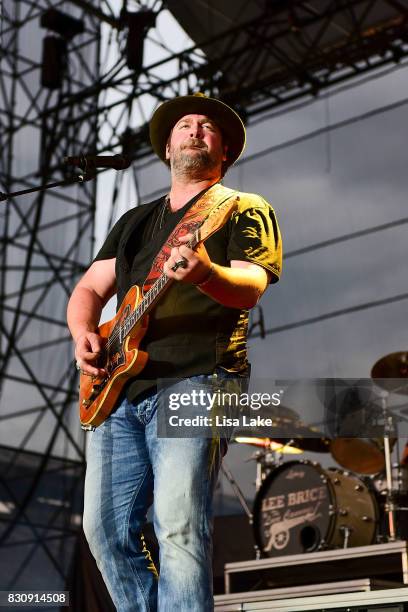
xmin=83 ymin=371 xmax=235 ymax=612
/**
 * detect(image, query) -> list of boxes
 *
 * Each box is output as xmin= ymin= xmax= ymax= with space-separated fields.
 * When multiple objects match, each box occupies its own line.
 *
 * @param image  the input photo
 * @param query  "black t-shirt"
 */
xmin=94 ymin=187 xmax=282 ymax=401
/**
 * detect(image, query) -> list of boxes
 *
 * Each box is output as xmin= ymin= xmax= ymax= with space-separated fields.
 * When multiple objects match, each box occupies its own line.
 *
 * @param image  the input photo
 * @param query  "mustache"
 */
xmin=182 ymin=138 xmax=207 ymax=150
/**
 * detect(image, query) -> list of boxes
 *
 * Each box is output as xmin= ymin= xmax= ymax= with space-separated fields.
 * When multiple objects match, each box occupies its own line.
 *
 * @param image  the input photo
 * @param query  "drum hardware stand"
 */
xmin=220 ymin=462 xmax=263 ymax=560
xmin=339 ymin=525 xmax=352 ymax=548
xmin=221 ymin=462 xmax=253 ymax=520
xmin=380 ymin=390 xmax=397 ymax=541
xmin=253 ymin=447 xmax=284 ymax=491
xmin=249 ymin=449 xmax=272 ymax=492
xmin=255 ymin=453 xmax=264 ymax=492
xmin=246 ymin=440 xmax=292 ymax=492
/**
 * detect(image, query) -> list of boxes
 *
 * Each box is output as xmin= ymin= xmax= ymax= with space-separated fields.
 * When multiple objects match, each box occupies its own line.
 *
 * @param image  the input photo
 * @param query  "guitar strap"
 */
xmin=143 ymin=183 xmax=238 ymax=292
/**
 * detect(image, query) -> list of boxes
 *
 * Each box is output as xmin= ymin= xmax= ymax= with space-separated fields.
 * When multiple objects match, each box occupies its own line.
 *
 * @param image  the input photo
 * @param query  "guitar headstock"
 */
xmin=194 ymin=197 xmax=239 ymax=245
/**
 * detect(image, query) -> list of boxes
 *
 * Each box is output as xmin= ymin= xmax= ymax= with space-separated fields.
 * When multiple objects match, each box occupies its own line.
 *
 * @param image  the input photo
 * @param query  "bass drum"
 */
xmin=253 ymin=460 xmax=378 ymax=557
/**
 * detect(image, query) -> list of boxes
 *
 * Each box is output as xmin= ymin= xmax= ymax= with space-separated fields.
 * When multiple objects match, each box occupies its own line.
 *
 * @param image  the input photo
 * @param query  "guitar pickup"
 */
xmin=91 ymin=383 xmax=104 ymax=394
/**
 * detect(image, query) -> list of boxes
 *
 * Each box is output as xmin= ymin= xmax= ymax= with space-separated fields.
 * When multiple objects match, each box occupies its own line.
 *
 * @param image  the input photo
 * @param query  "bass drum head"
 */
xmin=253 ymin=461 xmax=332 ymax=557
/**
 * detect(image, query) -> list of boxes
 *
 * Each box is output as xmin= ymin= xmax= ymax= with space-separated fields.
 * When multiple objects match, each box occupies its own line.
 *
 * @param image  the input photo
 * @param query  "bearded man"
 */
xmin=67 ymin=93 xmax=282 ymax=611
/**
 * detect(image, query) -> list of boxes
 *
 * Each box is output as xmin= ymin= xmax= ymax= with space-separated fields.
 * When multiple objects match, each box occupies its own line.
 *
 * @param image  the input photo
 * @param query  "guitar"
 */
xmin=79 ymin=197 xmax=238 ymax=429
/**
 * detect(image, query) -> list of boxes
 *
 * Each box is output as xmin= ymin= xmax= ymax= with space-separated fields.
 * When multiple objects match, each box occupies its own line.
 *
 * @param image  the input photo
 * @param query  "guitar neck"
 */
xmin=118 ymin=232 xmax=200 ymax=342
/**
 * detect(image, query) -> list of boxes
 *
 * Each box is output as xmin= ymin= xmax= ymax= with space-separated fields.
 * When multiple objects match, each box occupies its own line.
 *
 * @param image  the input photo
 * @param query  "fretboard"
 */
xmin=118 ymin=233 xmax=199 ymax=343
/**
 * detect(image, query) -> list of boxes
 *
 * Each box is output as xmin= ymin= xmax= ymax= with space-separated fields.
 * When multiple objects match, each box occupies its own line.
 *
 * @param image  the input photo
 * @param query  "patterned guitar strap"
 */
xmin=143 ymin=182 xmax=239 ymax=292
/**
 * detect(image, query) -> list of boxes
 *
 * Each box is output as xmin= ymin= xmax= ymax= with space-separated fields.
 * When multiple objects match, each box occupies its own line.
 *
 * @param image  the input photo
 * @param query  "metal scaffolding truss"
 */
xmin=0 ymin=0 xmax=101 ymax=588
xmin=0 ymin=0 xmax=101 ymax=454
xmin=69 ymin=0 xmax=408 ymax=166
xmin=167 ymin=0 xmax=408 ymax=117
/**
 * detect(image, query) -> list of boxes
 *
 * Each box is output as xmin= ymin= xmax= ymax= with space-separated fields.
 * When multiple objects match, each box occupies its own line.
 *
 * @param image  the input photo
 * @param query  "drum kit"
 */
xmin=230 ymin=351 xmax=408 ymax=558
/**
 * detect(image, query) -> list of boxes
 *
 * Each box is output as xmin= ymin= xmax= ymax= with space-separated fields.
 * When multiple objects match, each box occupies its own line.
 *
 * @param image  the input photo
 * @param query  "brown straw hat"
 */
xmin=149 ymin=93 xmax=246 ymax=169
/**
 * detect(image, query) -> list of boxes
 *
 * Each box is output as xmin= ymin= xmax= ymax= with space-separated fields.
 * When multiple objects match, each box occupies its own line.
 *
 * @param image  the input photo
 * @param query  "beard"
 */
xmin=169 ymin=139 xmax=222 ymax=177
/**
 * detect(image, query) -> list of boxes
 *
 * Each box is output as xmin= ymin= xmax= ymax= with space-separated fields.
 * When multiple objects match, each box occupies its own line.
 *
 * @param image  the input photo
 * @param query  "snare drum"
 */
xmin=253 ymin=460 xmax=378 ymax=557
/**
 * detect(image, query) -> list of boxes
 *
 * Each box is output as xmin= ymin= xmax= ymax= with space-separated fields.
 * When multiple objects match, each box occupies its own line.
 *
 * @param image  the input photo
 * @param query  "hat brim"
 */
xmin=149 ymin=95 xmax=246 ymax=168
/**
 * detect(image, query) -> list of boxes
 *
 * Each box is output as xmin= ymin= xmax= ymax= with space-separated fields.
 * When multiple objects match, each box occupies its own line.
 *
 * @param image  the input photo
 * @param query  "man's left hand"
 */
xmin=164 ymin=233 xmax=212 ymax=285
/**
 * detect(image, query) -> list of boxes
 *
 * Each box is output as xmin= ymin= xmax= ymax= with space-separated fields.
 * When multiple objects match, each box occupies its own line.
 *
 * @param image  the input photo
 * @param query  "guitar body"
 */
xmin=79 ymin=284 xmax=149 ymax=428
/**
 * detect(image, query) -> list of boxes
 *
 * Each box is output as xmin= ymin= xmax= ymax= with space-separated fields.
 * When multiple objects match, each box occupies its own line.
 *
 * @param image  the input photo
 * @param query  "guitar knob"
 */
xmin=82 ymin=398 xmax=92 ymax=407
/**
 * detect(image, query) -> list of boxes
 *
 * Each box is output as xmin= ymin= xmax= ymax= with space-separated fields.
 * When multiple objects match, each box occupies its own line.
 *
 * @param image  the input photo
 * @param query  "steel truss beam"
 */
xmin=36 ymin=0 xmax=408 ymax=168
xmin=0 ymin=0 xmax=100 ymax=589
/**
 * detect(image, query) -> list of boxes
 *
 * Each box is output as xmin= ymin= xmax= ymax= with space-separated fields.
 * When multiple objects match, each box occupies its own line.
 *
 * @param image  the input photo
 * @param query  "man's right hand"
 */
xmin=67 ymin=258 xmax=117 ymax=378
xmin=75 ymin=331 xmax=107 ymax=377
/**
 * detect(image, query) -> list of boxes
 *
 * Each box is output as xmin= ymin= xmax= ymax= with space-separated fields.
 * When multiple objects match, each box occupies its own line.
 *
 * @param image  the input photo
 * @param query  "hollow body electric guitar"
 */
xmin=79 ymin=196 xmax=238 ymax=429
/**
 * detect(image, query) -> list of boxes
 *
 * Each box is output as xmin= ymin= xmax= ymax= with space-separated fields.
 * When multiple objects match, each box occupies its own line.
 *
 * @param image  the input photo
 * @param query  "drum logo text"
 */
xmin=262 ymin=486 xmax=327 ymax=511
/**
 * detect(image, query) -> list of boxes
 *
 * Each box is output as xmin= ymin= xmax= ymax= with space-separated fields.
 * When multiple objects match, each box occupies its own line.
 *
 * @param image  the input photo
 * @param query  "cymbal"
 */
xmin=271 ymin=435 xmax=331 ymax=454
xmin=258 ymin=404 xmax=300 ymax=421
xmin=371 ymin=352 xmax=408 ymax=394
xmin=233 ymin=420 xmax=331 ymax=453
xmin=230 ymin=402 xmax=331 ymax=453
xmin=234 ymin=436 xmax=303 ymax=454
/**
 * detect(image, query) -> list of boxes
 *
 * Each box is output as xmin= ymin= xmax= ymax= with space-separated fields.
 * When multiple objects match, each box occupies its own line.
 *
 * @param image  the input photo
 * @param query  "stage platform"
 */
xmin=223 ymin=541 xmax=408 ymax=593
xmin=215 ymin=541 xmax=408 ymax=611
xmin=214 ymin=584 xmax=408 ymax=611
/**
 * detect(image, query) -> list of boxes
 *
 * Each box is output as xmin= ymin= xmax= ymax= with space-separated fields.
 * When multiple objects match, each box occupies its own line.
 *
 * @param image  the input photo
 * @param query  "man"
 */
xmin=67 ymin=93 xmax=282 ymax=611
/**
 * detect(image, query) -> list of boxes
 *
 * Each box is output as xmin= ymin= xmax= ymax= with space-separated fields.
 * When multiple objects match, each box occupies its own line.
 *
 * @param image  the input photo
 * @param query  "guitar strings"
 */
xmin=105 ymin=233 xmax=198 ymax=352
